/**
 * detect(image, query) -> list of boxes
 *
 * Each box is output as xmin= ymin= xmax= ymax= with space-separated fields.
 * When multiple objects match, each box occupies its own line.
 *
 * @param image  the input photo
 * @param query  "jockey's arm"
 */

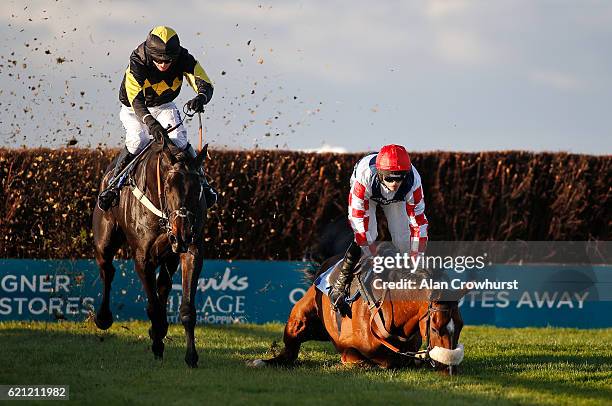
xmin=406 ymin=174 xmax=429 ymax=256
xmin=348 ymin=180 xmax=376 ymax=256
xmin=182 ymin=54 xmax=214 ymax=103
xmin=123 ymin=55 xmax=153 ymax=123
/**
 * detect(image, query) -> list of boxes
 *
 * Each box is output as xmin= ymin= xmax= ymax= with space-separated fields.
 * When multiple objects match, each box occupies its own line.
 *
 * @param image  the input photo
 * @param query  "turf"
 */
xmin=0 ymin=321 xmax=610 ymax=405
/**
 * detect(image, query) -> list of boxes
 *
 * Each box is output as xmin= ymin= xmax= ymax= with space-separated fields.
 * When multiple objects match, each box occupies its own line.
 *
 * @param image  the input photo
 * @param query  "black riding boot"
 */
xmin=185 ymin=144 xmax=218 ymax=209
xmin=97 ymin=147 xmax=135 ymax=211
xmin=201 ymin=176 xmax=218 ymax=209
xmin=329 ymin=241 xmax=362 ymax=316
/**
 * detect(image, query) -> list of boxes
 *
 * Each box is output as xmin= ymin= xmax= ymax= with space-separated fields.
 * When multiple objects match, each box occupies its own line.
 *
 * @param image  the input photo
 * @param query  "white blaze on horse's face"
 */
xmin=447 ymin=319 xmax=455 ymax=336
xmin=426 ymin=302 xmax=461 ymax=352
xmin=424 ymin=302 xmax=465 ymax=369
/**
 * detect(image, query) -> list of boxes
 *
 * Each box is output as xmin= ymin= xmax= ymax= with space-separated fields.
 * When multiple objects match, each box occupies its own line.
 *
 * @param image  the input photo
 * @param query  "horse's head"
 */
xmin=419 ymin=300 xmax=464 ymax=372
xmin=163 ymin=145 xmax=208 ymax=253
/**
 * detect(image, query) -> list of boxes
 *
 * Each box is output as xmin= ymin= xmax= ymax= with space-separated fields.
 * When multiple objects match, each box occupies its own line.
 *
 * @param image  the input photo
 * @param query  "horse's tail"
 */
xmin=300 ymin=255 xmax=343 ymax=284
xmin=299 ymin=262 xmax=319 ymax=284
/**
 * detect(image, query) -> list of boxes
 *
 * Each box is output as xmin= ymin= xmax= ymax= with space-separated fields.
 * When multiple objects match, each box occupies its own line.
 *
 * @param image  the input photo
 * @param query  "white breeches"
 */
xmin=120 ymin=102 xmax=188 ymax=154
xmin=361 ymin=201 xmax=413 ymax=254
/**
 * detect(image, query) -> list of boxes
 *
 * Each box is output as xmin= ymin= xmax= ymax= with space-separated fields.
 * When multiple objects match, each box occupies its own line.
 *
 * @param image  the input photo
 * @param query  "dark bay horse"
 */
xmin=249 ymin=255 xmax=465 ymax=373
xmin=92 ymin=142 xmax=208 ymax=367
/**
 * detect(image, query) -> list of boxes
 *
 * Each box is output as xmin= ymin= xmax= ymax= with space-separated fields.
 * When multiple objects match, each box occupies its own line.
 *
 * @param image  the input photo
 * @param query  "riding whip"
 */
xmin=198 ymin=112 xmax=203 ymax=152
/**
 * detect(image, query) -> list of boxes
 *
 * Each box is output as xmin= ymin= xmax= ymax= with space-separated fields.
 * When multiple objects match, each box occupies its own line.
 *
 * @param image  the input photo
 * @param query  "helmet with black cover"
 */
xmin=145 ymin=26 xmax=181 ymax=63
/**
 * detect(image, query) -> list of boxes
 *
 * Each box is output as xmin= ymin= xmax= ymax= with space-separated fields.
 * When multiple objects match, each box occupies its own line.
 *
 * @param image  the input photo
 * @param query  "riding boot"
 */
xmin=329 ymin=241 xmax=362 ymax=316
xmin=200 ymin=176 xmax=218 ymax=209
xmin=97 ymin=147 xmax=135 ymax=211
xmin=185 ymin=144 xmax=218 ymax=209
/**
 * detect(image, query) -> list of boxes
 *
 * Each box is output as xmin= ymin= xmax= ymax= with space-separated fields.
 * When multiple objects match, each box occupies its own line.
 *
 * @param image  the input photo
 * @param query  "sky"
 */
xmin=0 ymin=0 xmax=611 ymax=154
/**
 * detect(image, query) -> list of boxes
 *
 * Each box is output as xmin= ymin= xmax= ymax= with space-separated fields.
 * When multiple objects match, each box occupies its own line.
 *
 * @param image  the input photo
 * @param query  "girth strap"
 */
xmin=369 ymin=291 xmax=403 ymax=353
xmin=356 ymin=272 xmax=408 ymax=343
xmin=369 ymin=289 xmax=407 ymax=342
xmin=357 ymin=274 xmax=402 ymax=341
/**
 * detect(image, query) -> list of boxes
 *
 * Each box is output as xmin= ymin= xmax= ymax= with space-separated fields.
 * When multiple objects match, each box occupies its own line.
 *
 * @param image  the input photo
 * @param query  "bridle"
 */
xmin=122 ymin=102 xmax=206 ymax=249
xmin=369 ymin=293 xmax=456 ymax=366
xmin=420 ymin=302 xmax=456 ymax=362
xmin=156 ymin=155 xmax=204 ymax=247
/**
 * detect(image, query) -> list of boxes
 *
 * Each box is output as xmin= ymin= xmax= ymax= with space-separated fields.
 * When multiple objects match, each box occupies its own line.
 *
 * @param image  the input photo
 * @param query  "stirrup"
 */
xmin=329 ymin=286 xmax=351 ymax=316
xmin=330 ymin=293 xmax=345 ymax=310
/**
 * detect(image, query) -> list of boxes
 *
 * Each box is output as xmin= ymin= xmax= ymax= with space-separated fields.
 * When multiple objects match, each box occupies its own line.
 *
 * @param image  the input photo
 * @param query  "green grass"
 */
xmin=0 ymin=321 xmax=610 ymax=405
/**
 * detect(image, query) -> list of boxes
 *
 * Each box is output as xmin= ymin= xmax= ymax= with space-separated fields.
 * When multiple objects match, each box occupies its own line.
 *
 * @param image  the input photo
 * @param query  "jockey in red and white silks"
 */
xmin=329 ymin=144 xmax=429 ymax=315
xmin=348 ymin=150 xmax=428 ymax=257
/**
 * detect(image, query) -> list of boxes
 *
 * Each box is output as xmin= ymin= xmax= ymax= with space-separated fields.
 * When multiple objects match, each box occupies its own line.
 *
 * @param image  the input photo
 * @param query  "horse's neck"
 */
xmin=393 ymin=300 xmax=426 ymax=323
xmin=135 ymin=148 xmax=171 ymax=196
xmin=386 ymin=288 xmax=429 ymax=333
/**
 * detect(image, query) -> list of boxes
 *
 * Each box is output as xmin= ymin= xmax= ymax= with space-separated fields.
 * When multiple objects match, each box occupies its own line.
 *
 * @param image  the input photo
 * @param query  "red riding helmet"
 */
xmin=376 ymin=144 xmax=411 ymax=172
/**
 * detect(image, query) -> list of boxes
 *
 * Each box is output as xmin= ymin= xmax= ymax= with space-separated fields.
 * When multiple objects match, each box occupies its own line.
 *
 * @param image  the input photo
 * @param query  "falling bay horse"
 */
xmin=249 ymin=255 xmax=465 ymax=373
xmin=92 ymin=142 xmax=208 ymax=367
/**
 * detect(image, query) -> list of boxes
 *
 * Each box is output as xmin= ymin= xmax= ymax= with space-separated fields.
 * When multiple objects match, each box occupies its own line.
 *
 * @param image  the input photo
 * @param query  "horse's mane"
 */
xmin=132 ymin=143 xmax=189 ymax=195
xmin=133 ymin=144 xmax=161 ymax=195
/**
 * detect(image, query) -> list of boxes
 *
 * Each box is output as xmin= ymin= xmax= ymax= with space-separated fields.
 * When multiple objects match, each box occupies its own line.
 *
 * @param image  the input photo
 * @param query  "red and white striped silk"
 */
xmin=406 ymin=185 xmax=429 ymax=255
xmin=347 ymin=153 xmax=429 ymax=255
xmin=348 ymin=180 xmax=371 ymax=247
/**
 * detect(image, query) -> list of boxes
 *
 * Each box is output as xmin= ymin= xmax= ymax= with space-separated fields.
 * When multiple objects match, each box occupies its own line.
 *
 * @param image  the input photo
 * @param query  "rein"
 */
xmin=157 ymin=154 xmax=163 ymax=216
xmin=107 ymin=104 xmax=190 ymax=189
xmin=127 ymin=102 xmax=205 ymax=240
xmin=155 ymin=162 xmax=203 ymax=246
xmin=368 ymin=294 xmax=451 ymax=366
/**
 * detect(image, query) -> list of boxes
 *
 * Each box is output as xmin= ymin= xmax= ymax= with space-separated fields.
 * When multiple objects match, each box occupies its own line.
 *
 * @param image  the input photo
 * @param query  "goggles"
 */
xmin=382 ymin=173 xmax=407 ymax=183
xmin=153 ymin=56 xmax=175 ymax=64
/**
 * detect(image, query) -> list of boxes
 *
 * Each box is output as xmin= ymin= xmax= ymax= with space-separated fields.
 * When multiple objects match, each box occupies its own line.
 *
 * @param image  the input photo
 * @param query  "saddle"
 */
xmin=316 ymin=258 xmax=402 ymax=341
xmin=314 ymin=257 xmax=380 ymax=306
xmin=99 ymin=142 xmax=169 ymax=218
xmin=107 ymin=141 xmax=191 ymax=188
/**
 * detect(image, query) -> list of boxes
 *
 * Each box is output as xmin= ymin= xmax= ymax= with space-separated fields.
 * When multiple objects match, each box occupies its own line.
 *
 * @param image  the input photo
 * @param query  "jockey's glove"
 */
xmin=144 ymin=115 xmax=167 ymax=142
xmin=186 ymin=93 xmax=208 ymax=113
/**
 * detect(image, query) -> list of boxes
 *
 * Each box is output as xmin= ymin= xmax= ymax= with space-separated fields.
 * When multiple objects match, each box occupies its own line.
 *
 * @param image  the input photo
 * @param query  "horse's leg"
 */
xmin=341 ymin=348 xmax=368 ymax=366
xmin=250 ymin=286 xmax=326 ymax=367
xmin=156 ymin=255 xmax=179 ymax=341
xmin=180 ymin=252 xmax=203 ymax=368
xmin=93 ymin=211 xmax=124 ymax=330
xmin=134 ymin=257 xmax=166 ymax=360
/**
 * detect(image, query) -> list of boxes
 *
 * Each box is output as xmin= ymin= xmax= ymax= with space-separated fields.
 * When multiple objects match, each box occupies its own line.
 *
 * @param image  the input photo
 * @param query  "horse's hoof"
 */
xmin=152 ymin=342 xmax=165 ymax=359
xmin=160 ymin=323 xmax=169 ymax=338
xmin=447 ymin=365 xmax=460 ymax=376
xmin=436 ymin=365 xmax=460 ymax=376
xmin=246 ymin=359 xmax=267 ymax=368
xmin=185 ymin=353 xmax=199 ymax=368
xmin=94 ymin=312 xmax=113 ymax=330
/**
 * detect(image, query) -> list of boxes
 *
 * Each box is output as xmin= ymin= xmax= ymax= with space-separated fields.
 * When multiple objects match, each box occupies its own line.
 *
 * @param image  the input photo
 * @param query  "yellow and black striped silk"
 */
xmin=119 ymin=42 xmax=213 ymax=121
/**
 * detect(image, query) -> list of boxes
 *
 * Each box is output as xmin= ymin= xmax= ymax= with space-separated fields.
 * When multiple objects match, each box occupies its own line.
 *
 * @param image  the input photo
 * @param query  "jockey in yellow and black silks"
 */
xmin=98 ymin=26 xmax=217 ymax=211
